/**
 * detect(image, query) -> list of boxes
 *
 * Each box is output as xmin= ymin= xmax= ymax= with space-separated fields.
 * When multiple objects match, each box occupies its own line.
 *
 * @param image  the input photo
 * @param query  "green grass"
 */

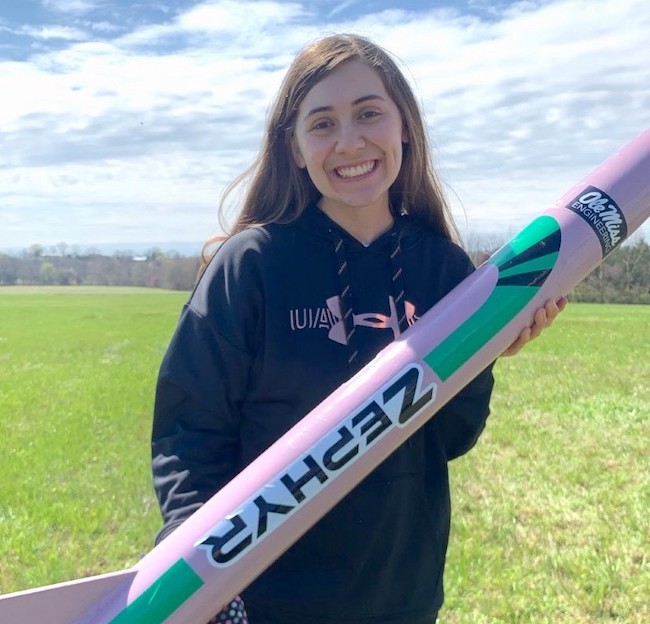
xmin=444 ymin=304 xmax=649 ymax=623
xmin=0 ymin=289 xmax=648 ymax=623
xmin=0 ymin=286 xmax=187 ymax=590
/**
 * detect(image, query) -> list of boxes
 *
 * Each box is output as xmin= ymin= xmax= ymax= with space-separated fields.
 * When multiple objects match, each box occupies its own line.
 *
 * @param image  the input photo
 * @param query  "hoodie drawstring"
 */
xmin=330 ymin=224 xmax=409 ymax=372
xmin=390 ymin=229 xmax=410 ymax=335
xmin=332 ymin=232 xmax=360 ymax=367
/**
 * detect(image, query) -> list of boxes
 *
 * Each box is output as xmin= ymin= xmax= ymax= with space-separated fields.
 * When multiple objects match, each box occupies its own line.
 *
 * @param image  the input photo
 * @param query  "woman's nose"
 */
xmin=335 ymin=122 xmax=365 ymax=154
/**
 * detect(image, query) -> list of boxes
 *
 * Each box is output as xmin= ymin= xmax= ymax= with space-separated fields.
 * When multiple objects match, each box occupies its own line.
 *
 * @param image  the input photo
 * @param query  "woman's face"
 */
xmin=291 ymin=59 xmax=406 ymax=223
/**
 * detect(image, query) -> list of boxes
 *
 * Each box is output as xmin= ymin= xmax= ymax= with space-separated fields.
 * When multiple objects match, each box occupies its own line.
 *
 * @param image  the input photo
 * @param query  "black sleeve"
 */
xmin=433 ymin=363 xmax=494 ymax=460
xmin=151 ymin=235 xmax=263 ymax=543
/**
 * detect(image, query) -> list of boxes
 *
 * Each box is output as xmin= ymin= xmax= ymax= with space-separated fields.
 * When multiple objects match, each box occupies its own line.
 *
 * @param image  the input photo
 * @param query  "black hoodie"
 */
xmin=152 ymin=204 xmax=494 ymax=624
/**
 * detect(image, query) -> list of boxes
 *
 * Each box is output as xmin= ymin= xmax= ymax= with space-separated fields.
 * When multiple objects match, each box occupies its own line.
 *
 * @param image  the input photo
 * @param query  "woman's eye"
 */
xmin=360 ymin=109 xmax=381 ymax=120
xmin=311 ymin=119 xmax=333 ymax=131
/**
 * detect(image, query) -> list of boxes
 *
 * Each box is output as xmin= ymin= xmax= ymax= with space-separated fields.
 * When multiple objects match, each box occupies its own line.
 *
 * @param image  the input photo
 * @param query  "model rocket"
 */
xmin=2 ymin=129 xmax=649 ymax=624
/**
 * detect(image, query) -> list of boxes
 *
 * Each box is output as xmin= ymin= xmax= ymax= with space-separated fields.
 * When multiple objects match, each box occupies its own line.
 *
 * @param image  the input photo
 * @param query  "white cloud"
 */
xmin=178 ymin=0 xmax=305 ymax=32
xmin=42 ymin=0 xmax=103 ymax=15
xmin=21 ymin=25 xmax=89 ymax=41
xmin=1 ymin=0 xmax=649 ymax=249
xmin=325 ymin=0 xmax=363 ymax=19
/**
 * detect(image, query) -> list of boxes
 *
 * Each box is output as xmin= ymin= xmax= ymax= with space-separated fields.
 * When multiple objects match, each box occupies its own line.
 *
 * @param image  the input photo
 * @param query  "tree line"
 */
xmin=1 ymin=238 xmax=649 ymax=304
xmin=0 ymin=247 xmax=200 ymax=292
xmin=466 ymin=236 xmax=650 ymax=304
xmin=568 ymin=237 xmax=650 ymax=304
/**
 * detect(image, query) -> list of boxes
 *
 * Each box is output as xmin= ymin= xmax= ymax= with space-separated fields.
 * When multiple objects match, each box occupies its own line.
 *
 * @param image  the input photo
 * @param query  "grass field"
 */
xmin=0 ymin=287 xmax=648 ymax=622
xmin=0 ymin=287 xmax=187 ymax=590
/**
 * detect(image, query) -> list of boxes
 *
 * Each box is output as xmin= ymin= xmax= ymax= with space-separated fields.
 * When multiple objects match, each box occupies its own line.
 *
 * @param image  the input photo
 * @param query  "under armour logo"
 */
xmin=325 ymin=296 xmax=417 ymax=344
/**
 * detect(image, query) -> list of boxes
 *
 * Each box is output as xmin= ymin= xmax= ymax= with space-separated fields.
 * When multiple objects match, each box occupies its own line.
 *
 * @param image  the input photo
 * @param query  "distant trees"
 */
xmin=570 ymin=238 xmax=650 ymax=304
xmin=0 ymin=247 xmax=200 ymax=291
xmin=1 ymin=236 xmax=648 ymax=303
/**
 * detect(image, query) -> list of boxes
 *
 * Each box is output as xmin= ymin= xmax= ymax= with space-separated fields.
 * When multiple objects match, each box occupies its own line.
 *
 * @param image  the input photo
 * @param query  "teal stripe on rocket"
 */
xmin=108 ymin=559 xmax=203 ymax=624
xmin=424 ymin=215 xmax=561 ymax=381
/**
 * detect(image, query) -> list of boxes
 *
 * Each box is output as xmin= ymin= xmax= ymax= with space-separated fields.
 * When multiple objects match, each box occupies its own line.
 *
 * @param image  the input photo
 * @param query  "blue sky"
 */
xmin=1 ymin=0 xmax=649 ymax=253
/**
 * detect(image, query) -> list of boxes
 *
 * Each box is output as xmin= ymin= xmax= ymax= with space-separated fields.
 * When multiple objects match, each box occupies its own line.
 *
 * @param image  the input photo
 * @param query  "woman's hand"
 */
xmin=501 ymin=296 xmax=568 ymax=357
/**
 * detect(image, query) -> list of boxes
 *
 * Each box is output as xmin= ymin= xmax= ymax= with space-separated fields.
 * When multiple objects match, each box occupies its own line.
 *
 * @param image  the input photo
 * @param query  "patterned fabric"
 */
xmin=330 ymin=224 xmax=409 ymax=369
xmin=207 ymin=596 xmax=249 ymax=624
xmin=331 ymin=231 xmax=359 ymax=365
xmin=389 ymin=228 xmax=409 ymax=333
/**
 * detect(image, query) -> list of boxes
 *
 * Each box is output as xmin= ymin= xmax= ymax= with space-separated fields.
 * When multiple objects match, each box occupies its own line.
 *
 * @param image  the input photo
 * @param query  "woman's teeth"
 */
xmin=336 ymin=160 xmax=376 ymax=179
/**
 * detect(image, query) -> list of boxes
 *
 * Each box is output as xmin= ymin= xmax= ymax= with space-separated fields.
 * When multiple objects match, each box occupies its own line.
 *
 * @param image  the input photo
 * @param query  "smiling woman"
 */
xmin=151 ymin=33 xmax=563 ymax=624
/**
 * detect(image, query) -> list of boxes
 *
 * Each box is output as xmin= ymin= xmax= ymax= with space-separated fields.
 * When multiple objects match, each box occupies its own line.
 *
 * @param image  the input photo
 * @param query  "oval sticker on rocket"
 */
xmin=566 ymin=186 xmax=628 ymax=257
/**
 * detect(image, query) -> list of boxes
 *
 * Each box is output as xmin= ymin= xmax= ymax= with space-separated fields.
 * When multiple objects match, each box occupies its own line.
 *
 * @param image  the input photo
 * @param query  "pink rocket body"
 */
xmin=2 ymin=129 xmax=649 ymax=624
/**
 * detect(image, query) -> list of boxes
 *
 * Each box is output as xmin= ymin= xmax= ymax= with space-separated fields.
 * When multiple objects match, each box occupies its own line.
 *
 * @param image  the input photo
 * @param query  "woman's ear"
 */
xmin=291 ymin=135 xmax=306 ymax=168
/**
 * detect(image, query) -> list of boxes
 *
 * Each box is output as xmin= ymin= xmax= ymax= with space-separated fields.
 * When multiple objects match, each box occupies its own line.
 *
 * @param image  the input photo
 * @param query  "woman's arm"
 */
xmin=151 ymin=306 xmax=252 ymax=542
xmin=152 ymin=234 xmax=264 ymax=543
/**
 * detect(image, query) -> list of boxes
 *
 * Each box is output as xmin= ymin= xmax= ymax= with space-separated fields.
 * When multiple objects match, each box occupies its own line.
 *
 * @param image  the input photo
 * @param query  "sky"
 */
xmin=1 ymin=0 xmax=649 ymax=254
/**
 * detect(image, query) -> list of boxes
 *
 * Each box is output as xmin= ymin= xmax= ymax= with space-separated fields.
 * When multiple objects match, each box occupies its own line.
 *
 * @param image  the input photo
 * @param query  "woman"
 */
xmin=152 ymin=33 xmax=564 ymax=624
